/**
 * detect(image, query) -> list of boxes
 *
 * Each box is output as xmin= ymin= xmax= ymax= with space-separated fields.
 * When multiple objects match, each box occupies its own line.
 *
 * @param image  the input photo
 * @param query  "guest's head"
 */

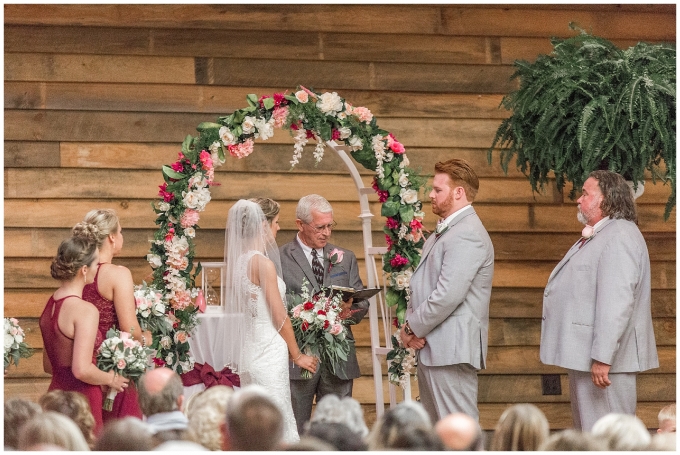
xmin=39 ymin=390 xmax=96 ymax=448
xmin=81 ymin=208 xmax=123 ymax=251
xmin=51 ymin=224 xmax=99 ymax=284
xmin=138 ymin=367 xmax=185 ymax=416
xmin=490 ymin=403 xmax=549 ymax=451
xmin=383 ymin=426 xmax=444 ymax=450
xmin=591 ymin=413 xmax=651 ymax=450
xmin=17 ymin=411 xmax=89 ymax=451
xmin=185 ymin=385 xmax=234 ymax=451
xmin=648 ymin=432 xmax=676 ymax=451
xmin=435 ymin=412 xmax=484 ymax=450
xmin=221 ymin=385 xmax=283 ymax=451
xmin=249 ymin=197 xmax=281 ymax=238
xmin=658 ymin=403 xmax=676 ymax=433
xmin=538 ymin=429 xmax=608 ymax=451
xmin=280 ymin=436 xmax=337 ymax=451
xmin=296 ymin=194 xmax=334 ymax=249
xmin=308 ymin=394 xmax=369 ymax=438
xmin=579 ymin=170 xmax=637 ymax=226
xmin=4 ymin=398 xmax=41 ymax=449
xmin=367 ymin=400 xmax=432 ymax=450
xmin=431 ymin=159 xmax=479 ymax=218
xmin=304 ymin=422 xmax=367 ymax=451
xmin=94 ymin=417 xmax=154 ymax=451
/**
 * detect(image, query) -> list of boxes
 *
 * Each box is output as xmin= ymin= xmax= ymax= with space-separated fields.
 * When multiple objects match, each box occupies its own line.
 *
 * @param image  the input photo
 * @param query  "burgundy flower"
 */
xmin=390 ymin=254 xmax=409 ymax=268
xmin=317 ymin=310 xmax=327 ymax=316
xmin=303 ymin=302 xmax=314 ymax=311
xmin=301 ymin=321 xmax=309 ymax=331
xmin=331 ymin=129 xmax=341 ymax=140
xmin=392 ymin=318 xmax=399 ymax=328
xmin=273 ymin=92 xmax=287 ymax=106
xmin=153 ymin=357 xmax=166 ymax=367
xmin=158 ymin=183 xmax=174 ymax=202
xmin=171 ymin=161 xmax=184 ymax=173
xmin=305 ymin=129 xmax=315 ymax=139
xmin=323 ymin=320 xmax=330 ymax=329
xmin=386 ymin=217 xmax=400 ymax=230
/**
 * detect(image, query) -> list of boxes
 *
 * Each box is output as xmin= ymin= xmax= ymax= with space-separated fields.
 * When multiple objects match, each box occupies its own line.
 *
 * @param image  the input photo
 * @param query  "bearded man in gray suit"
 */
xmin=279 ymin=194 xmax=369 ymax=434
xmin=540 ymin=170 xmax=659 ymax=431
xmin=400 ymin=159 xmax=494 ymax=423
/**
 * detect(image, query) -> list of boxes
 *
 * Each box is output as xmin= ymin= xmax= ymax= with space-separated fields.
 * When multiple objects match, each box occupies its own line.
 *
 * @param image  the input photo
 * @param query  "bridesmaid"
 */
xmin=78 ymin=209 xmax=151 ymax=421
xmin=40 ymin=225 xmax=129 ymax=436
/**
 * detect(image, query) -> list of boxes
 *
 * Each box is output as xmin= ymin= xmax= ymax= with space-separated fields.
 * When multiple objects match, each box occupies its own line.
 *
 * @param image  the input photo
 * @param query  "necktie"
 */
xmin=311 ymin=249 xmax=324 ymax=286
xmin=577 ymin=238 xmax=588 ymax=249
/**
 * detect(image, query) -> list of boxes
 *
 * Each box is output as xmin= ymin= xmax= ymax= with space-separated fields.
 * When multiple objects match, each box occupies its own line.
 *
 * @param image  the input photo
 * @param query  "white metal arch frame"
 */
xmin=327 ymin=140 xmax=411 ymax=418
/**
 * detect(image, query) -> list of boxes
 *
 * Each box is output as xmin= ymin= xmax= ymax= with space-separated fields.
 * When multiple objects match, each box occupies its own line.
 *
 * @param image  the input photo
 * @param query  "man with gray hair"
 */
xmin=279 ymin=194 xmax=369 ymax=434
xmin=220 ymin=385 xmax=284 ymax=451
xmin=137 ymin=367 xmax=188 ymax=444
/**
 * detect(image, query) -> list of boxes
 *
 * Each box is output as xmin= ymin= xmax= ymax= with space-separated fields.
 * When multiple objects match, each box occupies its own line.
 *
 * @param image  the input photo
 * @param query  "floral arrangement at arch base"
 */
xmin=145 ymin=85 xmax=425 ymax=386
xmin=4 ymin=317 xmax=33 ymax=372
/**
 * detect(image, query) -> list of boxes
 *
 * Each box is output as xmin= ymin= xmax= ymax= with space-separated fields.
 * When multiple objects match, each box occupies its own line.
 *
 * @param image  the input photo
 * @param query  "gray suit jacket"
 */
xmin=407 ymin=206 xmax=494 ymax=369
xmin=279 ymin=236 xmax=369 ymax=380
xmin=540 ymin=218 xmax=659 ymax=373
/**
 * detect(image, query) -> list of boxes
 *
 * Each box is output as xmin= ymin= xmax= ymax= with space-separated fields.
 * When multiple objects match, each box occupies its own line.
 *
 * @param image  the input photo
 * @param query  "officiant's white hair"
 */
xmin=296 ymin=194 xmax=333 ymax=223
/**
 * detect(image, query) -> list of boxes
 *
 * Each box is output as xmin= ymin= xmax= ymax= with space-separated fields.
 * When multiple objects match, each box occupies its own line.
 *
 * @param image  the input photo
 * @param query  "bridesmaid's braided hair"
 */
xmin=51 ymin=223 xmax=99 ymax=281
xmin=82 ymin=209 xmax=120 ymax=248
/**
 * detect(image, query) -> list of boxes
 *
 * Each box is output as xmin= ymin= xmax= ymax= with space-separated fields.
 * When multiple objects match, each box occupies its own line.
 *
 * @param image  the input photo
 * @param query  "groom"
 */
xmin=279 ymin=194 xmax=369 ymax=434
xmin=400 ymin=159 xmax=494 ymax=423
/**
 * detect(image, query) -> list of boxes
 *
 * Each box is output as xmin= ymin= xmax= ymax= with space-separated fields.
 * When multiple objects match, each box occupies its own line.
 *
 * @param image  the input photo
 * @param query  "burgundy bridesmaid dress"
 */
xmin=82 ymin=264 xmax=144 ymax=421
xmin=39 ymin=295 xmax=105 ymax=435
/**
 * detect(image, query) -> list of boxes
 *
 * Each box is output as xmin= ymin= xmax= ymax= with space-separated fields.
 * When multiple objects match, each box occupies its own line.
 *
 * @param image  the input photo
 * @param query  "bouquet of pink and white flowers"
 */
xmin=96 ymin=328 xmax=153 ymax=411
xmin=288 ymin=279 xmax=358 ymax=379
xmin=4 ymin=317 xmax=33 ymax=372
xmin=134 ymin=281 xmax=170 ymax=335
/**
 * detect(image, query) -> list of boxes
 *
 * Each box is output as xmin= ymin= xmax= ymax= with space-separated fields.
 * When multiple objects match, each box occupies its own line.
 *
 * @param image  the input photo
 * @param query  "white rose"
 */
xmin=316 ymin=92 xmax=344 ymax=115
xmin=398 ymin=172 xmax=409 ymax=187
xmin=385 ymin=151 xmax=394 ymax=162
xmin=184 ymin=227 xmax=195 ymax=238
xmin=302 ymin=312 xmax=315 ymax=324
xmin=168 ymin=214 xmax=178 ymax=224
xmin=241 ymin=116 xmax=256 ymax=135
xmin=153 ymin=302 xmax=166 ymax=317
xmin=336 ymin=112 xmax=347 ymax=120
xmin=158 ymin=201 xmax=170 ymax=212
xmin=182 ymin=191 xmax=201 ymax=210
xmin=219 ymin=126 xmax=236 ymax=145
xmin=400 ymin=188 xmax=418 ymax=205
xmin=4 ymin=333 xmax=14 ymax=350
xmin=254 ymin=117 xmax=274 ymax=140
xmin=179 ymin=360 xmax=192 ymax=373
xmin=348 ymin=136 xmax=363 ymax=151
xmin=400 ymin=155 xmax=410 ymax=168
xmin=147 ymin=254 xmax=162 ymax=269
xmin=188 ymin=172 xmax=206 ymax=189
xmin=338 ymin=127 xmax=352 ymax=140
xmin=165 ymin=353 xmax=174 ymax=365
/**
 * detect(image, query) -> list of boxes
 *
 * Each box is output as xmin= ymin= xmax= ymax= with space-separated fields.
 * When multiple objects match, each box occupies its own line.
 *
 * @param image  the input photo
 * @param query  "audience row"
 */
xmin=5 ymin=367 xmax=676 ymax=451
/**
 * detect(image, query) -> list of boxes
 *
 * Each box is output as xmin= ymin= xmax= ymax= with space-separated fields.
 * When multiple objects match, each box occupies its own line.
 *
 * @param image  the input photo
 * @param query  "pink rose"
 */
xmin=175 ymin=331 xmax=188 ymax=344
xmin=581 ymin=225 xmax=595 ymax=238
xmin=272 ymin=106 xmax=289 ymax=128
xmin=117 ymin=359 xmax=127 ymax=369
xmin=228 ymin=139 xmax=255 ymax=159
xmin=9 ymin=318 xmax=18 ymax=324
xmin=330 ymin=323 xmax=343 ymax=336
xmin=352 ymin=106 xmax=373 ymax=123
xmin=292 ymin=304 xmax=303 ymax=318
xmin=199 ymin=150 xmax=213 ymax=170
xmin=294 ymin=90 xmax=309 ymax=103
xmin=180 ymin=209 xmax=200 ymax=228
xmin=329 ymin=248 xmax=344 ymax=265
xmin=119 ymin=331 xmax=136 ymax=348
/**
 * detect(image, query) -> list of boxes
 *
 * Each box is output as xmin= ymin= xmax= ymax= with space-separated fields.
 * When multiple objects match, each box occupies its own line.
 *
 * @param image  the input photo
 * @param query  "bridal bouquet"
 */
xmin=134 ymin=282 xmax=171 ymax=335
xmin=96 ymin=328 xmax=153 ymax=411
xmin=4 ymin=318 xmax=33 ymax=372
xmin=387 ymin=329 xmax=417 ymax=389
xmin=288 ymin=279 xmax=357 ymax=379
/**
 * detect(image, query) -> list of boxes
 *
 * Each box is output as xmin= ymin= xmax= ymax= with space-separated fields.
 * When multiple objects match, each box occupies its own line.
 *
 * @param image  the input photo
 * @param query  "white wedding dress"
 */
xmin=238 ymin=251 xmax=299 ymax=443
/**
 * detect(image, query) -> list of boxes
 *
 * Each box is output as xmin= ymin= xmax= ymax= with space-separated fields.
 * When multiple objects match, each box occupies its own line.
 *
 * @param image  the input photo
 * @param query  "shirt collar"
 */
xmin=439 ymin=204 xmax=472 ymax=227
xmin=296 ymin=233 xmax=323 ymax=258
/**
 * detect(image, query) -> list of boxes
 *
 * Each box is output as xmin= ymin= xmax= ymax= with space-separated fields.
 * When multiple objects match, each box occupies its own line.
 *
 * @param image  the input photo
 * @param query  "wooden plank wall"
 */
xmin=4 ymin=4 xmax=675 ymax=431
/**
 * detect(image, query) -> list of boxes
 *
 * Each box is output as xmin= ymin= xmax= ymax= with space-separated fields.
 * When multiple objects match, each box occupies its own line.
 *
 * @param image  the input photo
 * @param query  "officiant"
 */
xmin=279 ymin=194 xmax=369 ymax=434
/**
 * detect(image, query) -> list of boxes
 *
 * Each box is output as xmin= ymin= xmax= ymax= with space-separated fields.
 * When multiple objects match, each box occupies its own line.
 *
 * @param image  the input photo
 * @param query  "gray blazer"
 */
xmin=540 ymin=218 xmax=659 ymax=373
xmin=279 ymin=237 xmax=369 ymax=380
xmin=407 ymin=206 xmax=494 ymax=369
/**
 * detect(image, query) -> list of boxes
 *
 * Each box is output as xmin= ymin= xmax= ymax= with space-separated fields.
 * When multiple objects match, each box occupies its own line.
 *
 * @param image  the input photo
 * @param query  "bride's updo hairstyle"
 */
xmin=248 ymin=197 xmax=280 ymax=225
xmin=51 ymin=223 xmax=99 ymax=281
xmin=81 ymin=209 xmax=120 ymax=248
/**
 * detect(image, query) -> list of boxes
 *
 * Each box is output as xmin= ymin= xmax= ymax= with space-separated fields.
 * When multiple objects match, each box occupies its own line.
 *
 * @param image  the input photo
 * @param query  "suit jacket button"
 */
xmin=542 ymin=316 xmax=546 ymax=320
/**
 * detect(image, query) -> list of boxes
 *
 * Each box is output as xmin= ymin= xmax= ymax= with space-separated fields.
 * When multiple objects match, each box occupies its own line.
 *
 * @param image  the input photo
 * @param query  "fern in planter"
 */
xmin=489 ymin=26 xmax=675 ymax=220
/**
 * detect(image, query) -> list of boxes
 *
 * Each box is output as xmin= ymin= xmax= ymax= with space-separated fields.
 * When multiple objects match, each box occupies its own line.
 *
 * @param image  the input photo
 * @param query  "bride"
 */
xmin=224 ymin=200 xmax=318 ymax=443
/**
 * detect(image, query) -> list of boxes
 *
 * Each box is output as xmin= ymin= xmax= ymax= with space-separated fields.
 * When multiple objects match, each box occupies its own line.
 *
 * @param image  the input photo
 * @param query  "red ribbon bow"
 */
xmin=181 ymin=362 xmax=240 ymax=389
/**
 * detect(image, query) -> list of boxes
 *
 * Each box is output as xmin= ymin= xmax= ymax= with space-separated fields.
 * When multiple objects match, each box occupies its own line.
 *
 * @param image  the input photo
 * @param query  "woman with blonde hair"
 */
xmin=185 ymin=385 xmax=234 ymax=450
xmin=78 ymin=208 xmax=150 ymax=421
xmin=39 ymin=390 xmax=97 ymax=448
xmin=249 ymin=197 xmax=281 ymax=238
xmin=40 ymin=226 xmax=129 ymax=436
xmin=17 ymin=411 xmax=90 ymax=451
xmin=490 ymin=403 xmax=549 ymax=451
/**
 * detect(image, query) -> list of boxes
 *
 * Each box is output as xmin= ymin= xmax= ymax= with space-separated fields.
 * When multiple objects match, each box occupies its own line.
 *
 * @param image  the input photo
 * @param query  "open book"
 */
xmin=322 ymin=285 xmax=382 ymax=302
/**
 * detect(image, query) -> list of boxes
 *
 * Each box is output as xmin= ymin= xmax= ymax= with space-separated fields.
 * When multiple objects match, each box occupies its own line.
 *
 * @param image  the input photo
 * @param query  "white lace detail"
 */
xmin=238 ymin=251 xmax=299 ymax=443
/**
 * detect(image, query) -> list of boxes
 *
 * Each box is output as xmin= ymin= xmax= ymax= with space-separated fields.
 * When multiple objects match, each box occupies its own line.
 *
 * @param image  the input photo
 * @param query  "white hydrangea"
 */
xmin=316 ymin=92 xmax=344 ymax=115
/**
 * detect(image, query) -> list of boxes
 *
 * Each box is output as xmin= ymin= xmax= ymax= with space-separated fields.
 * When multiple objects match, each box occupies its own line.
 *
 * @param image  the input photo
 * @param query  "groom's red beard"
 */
xmin=431 ymin=192 xmax=454 ymax=218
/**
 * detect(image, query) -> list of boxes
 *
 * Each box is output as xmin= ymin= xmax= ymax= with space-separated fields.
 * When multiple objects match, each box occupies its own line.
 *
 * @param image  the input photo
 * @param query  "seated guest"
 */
xmin=137 ymin=367 xmax=188 ymax=445
xmin=17 ymin=411 xmax=90 ymax=451
xmin=538 ymin=429 xmax=608 ymax=451
xmin=280 ymin=436 xmax=336 ymax=451
xmin=39 ymin=390 xmax=96 ymax=449
xmin=384 ymin=426 xmax=445 ymax=451
xmin=220 ymin=385 xmax=284 ymax=451
xmin=591 ymin=413 xmax=651 ymax=451
xmin=366 ymin=400 xmax=432 ymax=450
xmin=94 ymin=417 xmax=155 ymax=451
xmin=490 ymin=403 xmax=549 ymax=451
xmin=306 ymin=394 xmax=369 ymax=439
xmin=153 ymin=440 xmax=208 ymax=451
xmin=435 ymin=412 xmax=484 ymax=451
xmin=4 ymin=398 xmax=42 ymax=450
xmin=185 ymin=385 xmax=234 ymax=451
xmin=657 ymin=403 xmax=676 ymax=433
xmin=305 ymin=421 xmax=367 ymax=451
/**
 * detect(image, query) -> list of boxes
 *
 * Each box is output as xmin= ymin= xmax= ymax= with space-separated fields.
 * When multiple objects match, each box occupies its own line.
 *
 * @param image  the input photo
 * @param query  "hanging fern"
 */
xmin=489 ymin=25 xmax=675 ymax=220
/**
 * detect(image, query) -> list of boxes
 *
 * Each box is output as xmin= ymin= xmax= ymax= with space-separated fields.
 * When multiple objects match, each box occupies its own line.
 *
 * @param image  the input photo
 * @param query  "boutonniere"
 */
xmin=327 ymin=248 xmax=344 ymax=272
xmin=581 ymin=225 xmax=595 ymax=239
xmin=435 ymin=221 xmax=449 ymax=238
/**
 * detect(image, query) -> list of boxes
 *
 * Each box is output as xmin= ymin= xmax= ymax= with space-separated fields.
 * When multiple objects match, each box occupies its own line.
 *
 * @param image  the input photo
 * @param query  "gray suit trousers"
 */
xmin=417 ymin=362 xmax=479 ymax=423
xmin=568 ymin=369 xmax=637 ymax=431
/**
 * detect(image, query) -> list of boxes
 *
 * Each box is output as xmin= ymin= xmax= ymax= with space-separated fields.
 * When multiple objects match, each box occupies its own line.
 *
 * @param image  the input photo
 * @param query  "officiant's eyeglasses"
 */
xmin=305 ymin=221 xmax=337 ymax=233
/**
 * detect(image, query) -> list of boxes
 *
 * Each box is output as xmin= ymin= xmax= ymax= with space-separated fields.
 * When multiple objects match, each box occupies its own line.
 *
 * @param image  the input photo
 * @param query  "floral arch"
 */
xmin=143 ymin=86 xmax=425 ymax=388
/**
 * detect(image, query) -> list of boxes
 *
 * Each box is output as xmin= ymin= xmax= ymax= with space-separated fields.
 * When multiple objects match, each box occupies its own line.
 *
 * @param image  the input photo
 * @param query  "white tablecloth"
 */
xmin=184 ymin=312 xmax=243 ymax=400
